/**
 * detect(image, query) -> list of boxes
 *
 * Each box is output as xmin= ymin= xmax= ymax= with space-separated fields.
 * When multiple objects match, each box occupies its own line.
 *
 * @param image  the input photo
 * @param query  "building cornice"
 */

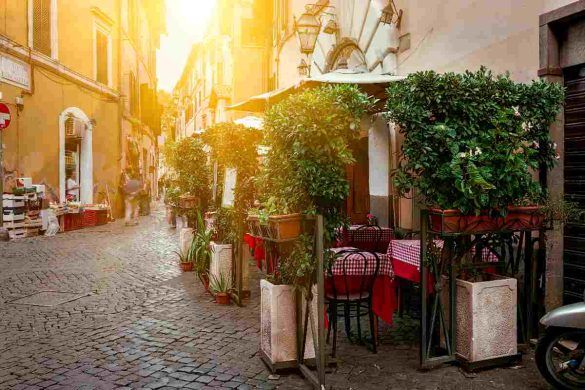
xmin=0 ymin=35 xmax=119 ymax=99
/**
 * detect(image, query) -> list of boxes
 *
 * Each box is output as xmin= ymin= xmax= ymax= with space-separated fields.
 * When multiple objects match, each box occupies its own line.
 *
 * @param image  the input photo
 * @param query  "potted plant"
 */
xmin=175 ymin=249 xmax=194 ymax=272
xmin=163 ymin=137 xmax=211 ymax=227
xmin=188 ymin=211 xmax=213 ymax=292
xmin=386 ymin=68 xmax=565 ymax=234
xmin=260 ymin=235 xmax=317 ymax=370
xmin=210 ymin=272 xmax=232 ymax=305
xmin=387 ymin=68 xmax=565 ymax=365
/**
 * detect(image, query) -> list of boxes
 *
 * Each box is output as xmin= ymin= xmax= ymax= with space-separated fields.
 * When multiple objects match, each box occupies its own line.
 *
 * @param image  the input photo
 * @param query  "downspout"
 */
xmin=117 ymin=0 xmax=123 ymax=171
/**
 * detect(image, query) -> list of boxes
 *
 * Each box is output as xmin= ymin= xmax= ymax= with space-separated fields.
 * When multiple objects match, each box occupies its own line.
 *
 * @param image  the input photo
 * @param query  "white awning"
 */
xmin=227 ymin=71 xmax=405 ymax=113
xmin=234 ymin=115 xmax=264 ymax=130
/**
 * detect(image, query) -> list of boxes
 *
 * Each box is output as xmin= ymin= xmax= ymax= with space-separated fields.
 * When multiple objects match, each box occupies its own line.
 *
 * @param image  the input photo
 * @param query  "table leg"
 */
xmin=373 ymin=315 xmax=379 ymax=345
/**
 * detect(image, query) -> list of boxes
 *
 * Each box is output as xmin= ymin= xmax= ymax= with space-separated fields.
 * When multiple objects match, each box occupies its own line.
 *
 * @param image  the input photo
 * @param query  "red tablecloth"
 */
xmin=327 ymin=248 xmax=396 ymax=325
xmin=337 ymin=225 xmax=394 ymax=253
xmin=389 ymin=239 xmax=499 ymax=283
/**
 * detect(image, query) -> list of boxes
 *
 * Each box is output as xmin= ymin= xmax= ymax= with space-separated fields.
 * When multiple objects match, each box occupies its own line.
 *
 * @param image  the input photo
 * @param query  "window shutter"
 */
xmin=33 ymin=0 xmax=52 ymax=56
xmin=96 ymin=31 xmax=108 ymax=84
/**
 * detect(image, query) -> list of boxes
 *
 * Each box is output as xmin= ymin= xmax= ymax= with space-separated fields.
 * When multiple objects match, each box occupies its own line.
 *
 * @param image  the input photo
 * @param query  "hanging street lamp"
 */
xmin=294 ymin=8 xmax=322 ymax=55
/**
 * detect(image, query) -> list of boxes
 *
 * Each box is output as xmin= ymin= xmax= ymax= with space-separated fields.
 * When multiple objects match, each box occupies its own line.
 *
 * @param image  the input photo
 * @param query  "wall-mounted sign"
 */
xmin=221 ymin=168 xmax=237 ymax=208
xmin=0 ymin=54 xmax=31 ymax=91
xmin=0 ymin=103 xmax=11 ymax=130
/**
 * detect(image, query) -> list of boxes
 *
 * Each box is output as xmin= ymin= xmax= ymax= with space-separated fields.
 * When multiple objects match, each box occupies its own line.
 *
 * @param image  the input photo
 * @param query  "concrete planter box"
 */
xmin=260 ymin=280 xmax=315 ymax=371
xmin=210 ymin=242 xmax=233 ymax=284
xmin=454 ymin=275 xmax=518 ymax=363
xmin=179 ymin=228 xmax=194 ymax=256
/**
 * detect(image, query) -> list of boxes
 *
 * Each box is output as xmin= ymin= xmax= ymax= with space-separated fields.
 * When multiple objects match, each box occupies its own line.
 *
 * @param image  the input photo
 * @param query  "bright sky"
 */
xmin=157 ymin=0 xmax=217 ymax=92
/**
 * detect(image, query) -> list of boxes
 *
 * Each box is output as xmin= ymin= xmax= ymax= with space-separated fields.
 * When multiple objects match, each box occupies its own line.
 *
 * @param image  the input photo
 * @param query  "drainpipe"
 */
xmin=117 ymin=0 xmax=123 ymax=170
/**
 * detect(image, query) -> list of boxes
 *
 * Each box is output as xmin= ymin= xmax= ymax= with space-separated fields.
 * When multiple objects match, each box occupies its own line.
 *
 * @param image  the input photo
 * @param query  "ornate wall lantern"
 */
xmin=380 ymin=1 xmax=403 ymax=28
xmin=323 ymin=19 xmax=339 ymax=35
xmin=294 ymin=8 xmax=322 ymax=55
xmin=298 ymin=58 xmax=309 ymax=76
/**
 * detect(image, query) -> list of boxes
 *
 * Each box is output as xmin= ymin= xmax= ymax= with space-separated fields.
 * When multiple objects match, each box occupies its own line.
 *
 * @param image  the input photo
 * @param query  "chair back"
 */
xmin=327 ymin=249 xmax=381 ymax=301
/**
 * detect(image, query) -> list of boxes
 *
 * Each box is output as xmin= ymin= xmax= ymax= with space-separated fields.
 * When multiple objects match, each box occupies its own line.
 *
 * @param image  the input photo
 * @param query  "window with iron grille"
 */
xmin=96 ymin=29 xmax=109 ymax=85
xmin=32 ymin=0 xmax=52 ymax=56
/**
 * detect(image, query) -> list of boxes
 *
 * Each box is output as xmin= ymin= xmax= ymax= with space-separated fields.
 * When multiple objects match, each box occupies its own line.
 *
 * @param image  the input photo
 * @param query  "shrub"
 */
xmin=385 ymin=67 xmax=564 ymax=215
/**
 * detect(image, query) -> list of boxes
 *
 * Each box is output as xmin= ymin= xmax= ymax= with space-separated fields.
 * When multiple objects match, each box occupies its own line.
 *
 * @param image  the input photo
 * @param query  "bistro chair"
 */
xmin=326 ymin=248 xmax=381 ymax=357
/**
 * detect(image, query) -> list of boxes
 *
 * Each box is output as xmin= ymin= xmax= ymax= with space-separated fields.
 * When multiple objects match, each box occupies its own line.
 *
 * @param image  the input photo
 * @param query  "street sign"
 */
xmin=0 ymin=103 xmax=11 ymax=130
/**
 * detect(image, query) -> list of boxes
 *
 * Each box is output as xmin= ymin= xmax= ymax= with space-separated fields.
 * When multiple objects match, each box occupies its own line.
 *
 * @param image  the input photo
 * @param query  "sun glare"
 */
xmin=157 ymin=0 xmax=217 ymax=91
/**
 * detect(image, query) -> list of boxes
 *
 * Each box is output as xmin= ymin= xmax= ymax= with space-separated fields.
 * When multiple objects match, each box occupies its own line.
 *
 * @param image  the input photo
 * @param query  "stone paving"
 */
xmin=0 ymin=205 xmax=551 ymax=389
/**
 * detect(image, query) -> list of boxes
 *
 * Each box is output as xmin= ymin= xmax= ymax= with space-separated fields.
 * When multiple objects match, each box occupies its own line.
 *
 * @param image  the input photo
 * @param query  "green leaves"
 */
xmin=259 ymin=84 xmax=374 ymax=238
xmin=386 ymin=67 xmax=564 ymax=214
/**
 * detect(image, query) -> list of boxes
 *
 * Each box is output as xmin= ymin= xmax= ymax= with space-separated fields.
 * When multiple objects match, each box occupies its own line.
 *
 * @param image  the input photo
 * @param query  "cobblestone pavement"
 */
xmin=0 ymin=206 xmax=550 ymax=389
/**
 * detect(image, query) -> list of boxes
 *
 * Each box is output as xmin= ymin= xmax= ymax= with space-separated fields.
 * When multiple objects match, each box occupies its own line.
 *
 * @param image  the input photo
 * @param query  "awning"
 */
xmin=227 ymin=71 xmax=405 ymax=113
xmin=234 ymin=115 xmax=264 ymax=130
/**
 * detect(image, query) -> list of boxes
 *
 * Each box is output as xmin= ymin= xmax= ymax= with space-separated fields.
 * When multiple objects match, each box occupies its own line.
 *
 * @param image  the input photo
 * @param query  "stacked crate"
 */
xmin=3 ymin=194 xmax=26 ymax=239
xmin=24 ymin=188 xmax=42 ymax=237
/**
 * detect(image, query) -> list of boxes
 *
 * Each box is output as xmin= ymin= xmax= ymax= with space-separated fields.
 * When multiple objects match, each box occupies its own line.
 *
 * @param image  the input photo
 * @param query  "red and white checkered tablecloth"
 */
xmin=329 ymin=247 xmax=393 ymax=278
xmin=388 ymin=239 xmax=499 ymax=270
xmin=338 ymin=225 xmax=394 ymax=252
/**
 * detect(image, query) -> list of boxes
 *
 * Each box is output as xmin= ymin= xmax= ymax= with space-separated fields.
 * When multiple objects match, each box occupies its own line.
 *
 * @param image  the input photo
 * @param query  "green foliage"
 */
xmin=542 ymin=195 xmax=585 ymax=223
xmin=209 ymin=272 xmax=232 ymax=294
xmin=274 ymin=234 xmax=316 ymax=292
xmin=163 ymin=137 xmax=211 ymax=207
xmin=259 ymin=84 xmax=376 ymax=239
xmin=189 ymin=211 xmax=213 ymax=276
xmin=213 ymin=207 xmax=239 ymax=245
xmin=386 ymin=67 xmax=564 ymax=215
xmin=165 ymin=186 xmax=181 ymax=206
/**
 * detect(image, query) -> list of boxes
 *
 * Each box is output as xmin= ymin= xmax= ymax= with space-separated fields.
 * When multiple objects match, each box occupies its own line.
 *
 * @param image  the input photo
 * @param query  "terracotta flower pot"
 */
xmin=180 ymin=262 xmax=194 ymax=272
xmin=504 ymin=206 xmax=545 ymax=231
xmin=199 ymin=273 xmax=210 ymax=293
xmin=267 ymin=214 xmax=303 ymax=240
xmin=215 ymin=292 xmax=230 ymax=305
xmin=429 ymin=209 xmax=500 ymax=234
xmin=179 ymin=195 xmax=201 ymax=209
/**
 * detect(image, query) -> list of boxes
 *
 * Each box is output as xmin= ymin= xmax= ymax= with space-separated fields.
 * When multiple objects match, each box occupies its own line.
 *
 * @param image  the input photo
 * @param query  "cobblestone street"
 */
xmin=0 ymin=206 xmax=550 ymax=389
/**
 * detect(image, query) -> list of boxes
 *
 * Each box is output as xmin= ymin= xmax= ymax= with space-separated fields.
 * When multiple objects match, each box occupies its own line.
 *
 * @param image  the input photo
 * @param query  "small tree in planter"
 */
xmin=256 ymin=85 xmax=375 ymax=370
xmin=386 ymin=68 xmax=564 ymax=364
xmin=189 ymin=212 xmax=213 ymax=292
xmin=164 ymin=137 xmax=211 ymax=226
xmin=203 ymin=122 xmax=262 ymax=299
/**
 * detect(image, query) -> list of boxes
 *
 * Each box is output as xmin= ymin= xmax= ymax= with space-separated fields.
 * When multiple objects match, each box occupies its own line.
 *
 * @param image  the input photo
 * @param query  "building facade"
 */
xmin=173 ymin=0 xmax=271 ymax=139
xmin=0 ymin=0 xmax=164 ymax=212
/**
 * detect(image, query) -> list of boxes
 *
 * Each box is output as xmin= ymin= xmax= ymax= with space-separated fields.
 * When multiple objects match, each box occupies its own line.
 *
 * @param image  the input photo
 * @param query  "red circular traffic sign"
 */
xmin=0 ymin=103 xmax=11 ymax=130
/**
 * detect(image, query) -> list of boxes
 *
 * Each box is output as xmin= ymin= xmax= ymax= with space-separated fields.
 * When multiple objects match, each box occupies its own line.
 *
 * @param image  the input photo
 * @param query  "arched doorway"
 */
xmin=59 ymin=108 xmax=93 ymax=204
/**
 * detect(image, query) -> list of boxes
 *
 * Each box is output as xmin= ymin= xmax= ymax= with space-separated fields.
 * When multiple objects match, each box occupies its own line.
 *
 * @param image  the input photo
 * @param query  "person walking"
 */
xmin=121 ymin=170 xmax=142 ymax=226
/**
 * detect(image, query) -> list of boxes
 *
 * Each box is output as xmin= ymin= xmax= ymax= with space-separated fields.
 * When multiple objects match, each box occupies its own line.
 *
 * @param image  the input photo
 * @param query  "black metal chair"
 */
xmin=326 ymin=248 xmax=381 ymax=357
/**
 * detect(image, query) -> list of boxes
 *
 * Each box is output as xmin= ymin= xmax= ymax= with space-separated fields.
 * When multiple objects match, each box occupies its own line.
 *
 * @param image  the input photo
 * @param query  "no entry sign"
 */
xmin=0 ymin=103 xmax=11 ymax=130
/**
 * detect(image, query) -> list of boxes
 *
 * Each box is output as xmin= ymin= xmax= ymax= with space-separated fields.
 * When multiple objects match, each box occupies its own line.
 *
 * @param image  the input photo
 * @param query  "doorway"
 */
xmin=346 ymin=137 xmax=370 ymax=224
xmin=563 ymin=65 xmax=585 ymax=303
xmin=59 ymin=108 xmax=93 ymax=204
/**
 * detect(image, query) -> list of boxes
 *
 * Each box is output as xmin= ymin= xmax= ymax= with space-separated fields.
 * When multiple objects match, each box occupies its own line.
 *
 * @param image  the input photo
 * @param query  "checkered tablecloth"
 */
xmin=338 ymin=225 xmax=394 ymax=252
xmin=388 ymin=239 xmax=499 ymax=270
xmin=328 ymin=247 xmax=393 ymax=278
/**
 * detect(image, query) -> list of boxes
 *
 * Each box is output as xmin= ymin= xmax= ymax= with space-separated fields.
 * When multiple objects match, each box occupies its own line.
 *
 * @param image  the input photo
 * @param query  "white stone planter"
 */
xmin=454 ymin=275 xmax=517 ymax=363
xmin=210 ymin=242 xmax=233 ymax=284
xmin=179 ymin=228 xmax=194 ymax=256
xmin=260 ymin=280 xmax=315 ymax=371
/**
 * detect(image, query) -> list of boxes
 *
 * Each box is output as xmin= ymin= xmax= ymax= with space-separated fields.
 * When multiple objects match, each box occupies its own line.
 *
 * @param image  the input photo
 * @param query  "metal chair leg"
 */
xmin=368 ymin=299 xmax=377 ymax=354
xmin=326 ymin=302 xmax=331 ymax=344
xmin=356 ymin=301 xmax=363 ymax=342
xmin=332 ymin=301 xmax=339 ymax=358
xmin=344 ymin=302 xmax=352 ymax=341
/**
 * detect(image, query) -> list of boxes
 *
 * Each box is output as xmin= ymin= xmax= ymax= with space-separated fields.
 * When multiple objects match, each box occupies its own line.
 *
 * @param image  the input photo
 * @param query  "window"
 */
xmin=273 ymin=0 xmax=288 ymax=46
xmin=95 ymin=28 xmax=109 ymax=85
xmin=242 ymin=0 xmax=263 ymax=45
xmin=31 ymin=0 xmax=55 ymax=57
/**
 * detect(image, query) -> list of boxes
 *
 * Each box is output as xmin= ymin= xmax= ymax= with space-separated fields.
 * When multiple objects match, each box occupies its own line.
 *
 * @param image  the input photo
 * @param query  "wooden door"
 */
xmin=563 ymin=66 xmax=585 ymax=303
xmin=346 ymin=137 xmax=370 ymax=225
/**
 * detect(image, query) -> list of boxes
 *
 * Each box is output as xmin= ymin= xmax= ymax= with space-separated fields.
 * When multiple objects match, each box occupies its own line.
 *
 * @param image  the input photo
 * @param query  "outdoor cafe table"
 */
xmin=338 ymin=225 xmax=394 ymax=253
xmin=389 ymin=239 xmax=499 ymax=284
xmin=327 ymin=247 xmax=397 ymax=325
